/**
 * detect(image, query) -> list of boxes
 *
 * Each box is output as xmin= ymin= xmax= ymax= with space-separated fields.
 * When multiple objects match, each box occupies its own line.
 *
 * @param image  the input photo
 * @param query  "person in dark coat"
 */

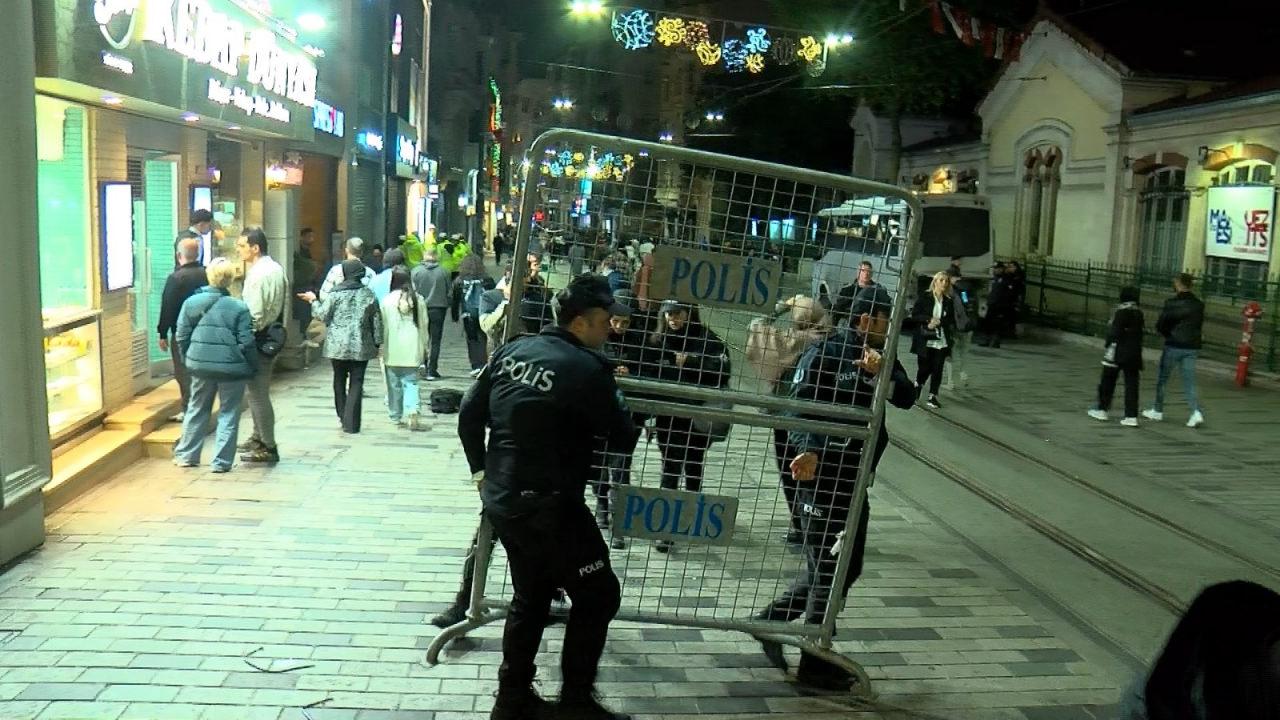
xmin=910 ymin=272 xmax=956 ymax=409
xmin=157 ymin=232 xmax=207 ymax=416
xmin=1089 ymin=286 xmax=1145 ymax=426
xmin=1144 ymin=273 xmax=1207 ymax=428
xmin=593 ymin=291 xmax=650 ymax=548
xmin=640 ymin=301 xmax=729 ymax=553
xmin=171 ymin=259 xmax=258 ymax=473
xmin=982 ymin=264 xmax=1016 ymax=348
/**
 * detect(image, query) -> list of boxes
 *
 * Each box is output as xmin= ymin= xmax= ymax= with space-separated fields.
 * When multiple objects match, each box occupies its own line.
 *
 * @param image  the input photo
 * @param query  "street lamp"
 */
xmin=570 ymin=1 xmax=605 ymax=16
xmin=705 ymin=111 xmax=725 ymax=122
xmin=552 ymin=97 xmax=575 ymax=111
xmin=297 ymin=13 xmax=326 ymax=32
xmin=659 ymin=131 xmax=674 ymax=143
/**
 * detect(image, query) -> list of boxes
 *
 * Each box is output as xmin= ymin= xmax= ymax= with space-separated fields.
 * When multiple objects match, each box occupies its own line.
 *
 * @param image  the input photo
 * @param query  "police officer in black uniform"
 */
xmin=459 ymin=274 xmax=636 ymax=720
xmin=754 ymin=286 xmax=917 ymax=690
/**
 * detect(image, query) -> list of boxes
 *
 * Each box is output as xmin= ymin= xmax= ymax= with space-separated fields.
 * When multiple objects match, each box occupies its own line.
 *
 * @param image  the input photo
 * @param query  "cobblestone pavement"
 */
xmin=919 ymin=331 xmax=1280 ymax=538
xmin=0 ymin=323 xmax=1135 ymax=720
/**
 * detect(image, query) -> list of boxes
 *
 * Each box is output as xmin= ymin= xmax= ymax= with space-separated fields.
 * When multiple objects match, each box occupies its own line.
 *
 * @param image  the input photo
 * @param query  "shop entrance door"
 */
xmin=126 ymin=152 xmax=179 ymax=390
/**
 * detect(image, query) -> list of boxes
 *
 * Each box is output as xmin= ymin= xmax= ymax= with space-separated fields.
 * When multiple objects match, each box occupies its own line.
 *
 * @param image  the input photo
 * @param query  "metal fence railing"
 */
xmin=1012 ymin=258 xmax=1280 ymax=372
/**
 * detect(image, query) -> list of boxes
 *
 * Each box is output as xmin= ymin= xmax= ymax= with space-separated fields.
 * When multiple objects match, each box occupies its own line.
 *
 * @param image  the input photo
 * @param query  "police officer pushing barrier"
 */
xmin=458 ymin=274 xmax=636 ymax=720
xmin=754 ymin=285 xmax=918 ymax=691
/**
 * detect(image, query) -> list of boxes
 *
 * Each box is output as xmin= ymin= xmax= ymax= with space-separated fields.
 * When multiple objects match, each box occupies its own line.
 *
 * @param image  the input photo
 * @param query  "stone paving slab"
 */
xmin=0 ymin=324 xmax=1133 ymax=719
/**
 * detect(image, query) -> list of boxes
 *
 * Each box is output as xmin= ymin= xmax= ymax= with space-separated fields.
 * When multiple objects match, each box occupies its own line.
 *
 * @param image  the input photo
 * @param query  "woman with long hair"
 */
xmin=380 ymin=266 xmax=430 ymax=429
xmin=910 ymin=272 xmax=956 ymax=409
xmin=642 ymin=301 xmax=729 ymax=553
xmin=453 ymin=253 xmax=495 ymax=377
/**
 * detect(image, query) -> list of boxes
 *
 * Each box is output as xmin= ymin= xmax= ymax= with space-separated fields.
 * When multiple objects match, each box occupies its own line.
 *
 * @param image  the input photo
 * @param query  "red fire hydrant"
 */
xmin=1236 ymin=301 xmax=1264 ymax=387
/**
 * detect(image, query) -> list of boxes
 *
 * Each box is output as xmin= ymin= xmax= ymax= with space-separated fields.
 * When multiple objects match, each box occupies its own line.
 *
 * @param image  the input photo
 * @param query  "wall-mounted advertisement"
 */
xmin=35 ymin=0 xmax=318 ymax=140
xmin=1206 ymin=185 xmax=1274 ymax=262
xmin=101 ymin=182 xmax=134 ymax=291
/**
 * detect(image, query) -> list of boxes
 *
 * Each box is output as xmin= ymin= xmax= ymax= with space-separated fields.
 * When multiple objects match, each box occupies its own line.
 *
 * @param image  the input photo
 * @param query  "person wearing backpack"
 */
xmin=380 ymin=267 xmax=430 ymax=430
xmin=171 ymin=259 xmax=258 ymax=473
xmin=454 ymin=254 xmax=496 ymax=378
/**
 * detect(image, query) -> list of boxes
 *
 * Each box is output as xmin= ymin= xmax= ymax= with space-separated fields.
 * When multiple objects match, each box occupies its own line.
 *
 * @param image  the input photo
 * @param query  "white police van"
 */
xmin=811 ymin=193 xmax=993 ymax=308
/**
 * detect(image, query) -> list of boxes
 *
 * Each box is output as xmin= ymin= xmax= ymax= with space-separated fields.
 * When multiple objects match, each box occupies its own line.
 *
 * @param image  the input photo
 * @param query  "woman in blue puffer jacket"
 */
xmin=172 ymin=258 xmax=258 ymax=473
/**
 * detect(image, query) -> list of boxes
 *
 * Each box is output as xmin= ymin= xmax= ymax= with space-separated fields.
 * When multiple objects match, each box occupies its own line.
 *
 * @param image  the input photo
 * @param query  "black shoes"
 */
xmin=237 ymin=438 xmax=264 ymax=452
xmin=490 ymin=684 xmax=553 ymax=720
xmin=557 ymin=689 xmax=632 ymax=720
xmin=610 ymin=536 xmax=626 ymax=550
xmin=240 ymin=444 xmax=280 ymax=463
xmin=796 ymin=652 xmax=857 ymax=692
xmin=784 ymin=528 xmax=803 ymax=545
xmin=430 ymin=604 xmax=467 ymax=629
xmin=595 ymin=500 xmax=610 ymax=529
xmin=756 ymin=637 xmax=788 ymax=672
xmin=653 ymin=540 xmax=673 ymax=554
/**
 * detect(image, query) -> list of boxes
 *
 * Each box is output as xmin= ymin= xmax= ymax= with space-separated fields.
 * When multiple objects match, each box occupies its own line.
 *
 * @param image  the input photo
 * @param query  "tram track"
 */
xmin=888 ymin=407 xmax=1280 ymax=616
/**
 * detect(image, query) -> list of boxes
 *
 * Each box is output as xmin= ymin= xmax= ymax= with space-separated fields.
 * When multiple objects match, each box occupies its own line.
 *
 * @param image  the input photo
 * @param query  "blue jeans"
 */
xmin=386 ymin=366 xmax=421 ymax=421
xmin=173 ymin=377 xmax=246 ymax=471
xmin=1153 ymin=347 xmax=1200 ymax=414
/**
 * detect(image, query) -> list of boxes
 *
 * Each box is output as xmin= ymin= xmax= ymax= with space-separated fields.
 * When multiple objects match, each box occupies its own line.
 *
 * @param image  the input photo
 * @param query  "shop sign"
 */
xmin=357 ymin=130 xmax=384 ymax=154
xmin=1206 ymin=185 xmax=1274 ymax=262
xmin=313 ymin=100 xmax=345 ymax=138
xmin=36 ymin=0 xmax=318 ymax=140
xmin=391 ymin=118 xmax=418 ymax=178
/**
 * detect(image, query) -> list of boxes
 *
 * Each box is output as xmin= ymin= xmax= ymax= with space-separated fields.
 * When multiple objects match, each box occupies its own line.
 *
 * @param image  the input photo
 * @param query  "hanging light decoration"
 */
xmin=611 ymin=9 xmax=656 ymax=50
xmin=771 ymin=36 xmax=798 ymax=65
xmin=746 ymin=27 xmax=771 ymax=54
xmin=722 ymin=38 xmax=748 ymax=73
xmin=655 ymin=16 xmax=687 ymax=46
xmin=745 ymin=54 xmax=765 ymax=74
xmin=683 ymin=20 xmax=710 ymax=48
xmin=695 ymin=40 xmax=722 ymax=66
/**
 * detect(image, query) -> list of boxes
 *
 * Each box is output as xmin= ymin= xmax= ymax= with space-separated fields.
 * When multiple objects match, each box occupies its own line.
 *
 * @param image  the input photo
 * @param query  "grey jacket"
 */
xmin=412 ymin=261 xmax=452 ymax=308
xmin=176 ymin=287 xmax=257 ymax=380
xmin=314 ymin=283 xmax=383 ymax=361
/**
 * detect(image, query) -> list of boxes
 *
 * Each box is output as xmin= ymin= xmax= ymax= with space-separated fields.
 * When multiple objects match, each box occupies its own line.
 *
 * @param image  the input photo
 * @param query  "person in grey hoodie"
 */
xmin=299 ymin=259 xmax=383 ymax=433
xmin=411 ymin=248 xmax=452 ymax=380
xmin=172 ymin=259 xmax=257 ymax=473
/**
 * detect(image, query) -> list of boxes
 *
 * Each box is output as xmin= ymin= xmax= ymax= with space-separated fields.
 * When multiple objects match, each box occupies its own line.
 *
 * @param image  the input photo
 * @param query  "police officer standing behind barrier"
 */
xmin=458 ymin=274 xmax=636 ymax=720
xmin=754 ymin=286 xmax=917 ymax=691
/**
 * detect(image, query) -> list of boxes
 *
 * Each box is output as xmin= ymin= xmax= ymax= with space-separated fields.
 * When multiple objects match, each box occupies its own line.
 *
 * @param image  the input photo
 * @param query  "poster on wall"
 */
xmin=1205 ymin=185 xmax=1274 ymax=262
xmin=101 ymin=182 xmax=134 ymax=291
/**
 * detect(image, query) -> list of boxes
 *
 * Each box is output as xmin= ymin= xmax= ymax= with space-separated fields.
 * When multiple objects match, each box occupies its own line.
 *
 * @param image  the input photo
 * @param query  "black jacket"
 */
xmin=157 ymin=262 xmax=208 ymax=340
xmin=458 ymin=326 xmax=635 ymax=519
xmin=988 ymin=274 xmax=1016 ymax=309
xmin=787 ymin=327 xmax=917 ymax=469
xmin=910 ymin=293 xmax=957 ymax=355
xmin=640 ymin=322 xmax=729 ymax=389
xmin=1156 ymin=292 xmax=1204 ymax=350
xmin=603 ymin=325 xmax=649 ymax=378
xmin=1106 ymin=304 xmax=1146 ymax=370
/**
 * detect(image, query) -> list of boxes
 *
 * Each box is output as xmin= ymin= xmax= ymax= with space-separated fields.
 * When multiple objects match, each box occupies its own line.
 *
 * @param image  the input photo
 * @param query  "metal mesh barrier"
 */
xmin=428 ymin=129 xmax=922 ymax=696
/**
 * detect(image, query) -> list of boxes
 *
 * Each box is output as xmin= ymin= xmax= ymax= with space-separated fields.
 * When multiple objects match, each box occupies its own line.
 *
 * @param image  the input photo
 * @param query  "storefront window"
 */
xmin=36 ymin=95 xmax=103 ymax=436
xmin=208 ymin=139 xmax=244 ymax=262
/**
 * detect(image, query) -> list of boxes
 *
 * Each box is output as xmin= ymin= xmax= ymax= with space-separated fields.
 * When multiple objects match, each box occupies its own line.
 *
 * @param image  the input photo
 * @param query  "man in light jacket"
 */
xmin=320 ymin=236 xmax=375 ymax=299
xmin=237 ymin=228 xmax=287 ymax=464
xmin=411 ymin=248 xmax=452 ymax=380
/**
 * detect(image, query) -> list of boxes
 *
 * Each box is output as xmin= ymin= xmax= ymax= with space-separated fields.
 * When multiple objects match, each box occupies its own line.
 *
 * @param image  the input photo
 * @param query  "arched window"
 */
xmin=1206 ymin=160 xmax=1274 ymax=296
xmin=1137 ymin=167 xmax=1188 ymax=275
xmin=1015 ymin=146 xmax=1062 ymax=256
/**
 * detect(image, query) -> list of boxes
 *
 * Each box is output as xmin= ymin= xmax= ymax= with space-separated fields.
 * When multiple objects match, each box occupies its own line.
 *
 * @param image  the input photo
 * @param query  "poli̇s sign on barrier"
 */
xmin=612 ymin=486 xmax=739 ymax=546
xmin=650 ymin=246 xmax=783 ymax=312
xmin=1206 ymin=185 xmax=1275 ymax=263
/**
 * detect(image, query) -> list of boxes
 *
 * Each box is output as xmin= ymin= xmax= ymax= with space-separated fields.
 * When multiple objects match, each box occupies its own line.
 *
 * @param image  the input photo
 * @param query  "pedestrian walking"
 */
xmin=320 ymin=237 xmax=374 ymax=298
xmin=642 ymin=300 xmax=729 ymax=553
xmin=568 ymin=241 xmax=586 ymax=277
xmin=981 ymin=263 xmax=1015 ymax=348
xmin=237 ymin=228 xmax=286 ymax=464
xmin=944 ymin=265 xmax=977 ymax=390
xmin=370 ymin=248 xmax=406 ymax=301
xmin=411 ymin=248 xmax=452 ymax=380
xmin=454 ymin=253 xmax=496 ymax=377
xmin=746 ymin=295 xmax=835 ymax=546
xmin=1117 ymin=580 xmax=1280 ymax=720
xmin=156 ymin=233 xmax=206 ymax=419
xmin=379 ymin=267 xmax=429 ymax=430
xmin=171 ymin=258 xmax=257 ymax=473
xmin=911 ymin=272 xmax=956 ymax=409
xmin=458 ymin=274 xmax=635 ymax=720
xmin=753 ymin=286 xmax=918 ymax=690
xmin=299 ymin=259 xmax=383 ymax=434
xmin=1144 ymin=273 xmax=1207 ymax=428
xmin=1089 ymin=286 xmax=1145 ymax=426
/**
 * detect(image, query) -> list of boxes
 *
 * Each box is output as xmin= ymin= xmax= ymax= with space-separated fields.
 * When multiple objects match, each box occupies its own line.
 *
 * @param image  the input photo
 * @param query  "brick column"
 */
xmin=0 ymin=0 xmax=50 ymax=564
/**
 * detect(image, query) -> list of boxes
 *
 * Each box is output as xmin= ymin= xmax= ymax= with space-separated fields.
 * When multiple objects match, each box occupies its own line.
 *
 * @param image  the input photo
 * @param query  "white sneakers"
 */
xmin=1120 ymin=417 xmax=1139 ymax=427
xmin=1087 ymin=409 xmax=1109 ymax=421
xmin=1141 ymin=408 xmax=1204 ymax=428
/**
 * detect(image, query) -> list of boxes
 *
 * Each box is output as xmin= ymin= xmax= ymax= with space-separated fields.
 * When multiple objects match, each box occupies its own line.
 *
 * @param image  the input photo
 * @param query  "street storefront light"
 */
xmin=826 ymin=33 xmax=854 ymax=47
xmin=102 ymin=95 xmax=123 ymax=106
xmin=297 ymin=13 xmax=325 ymax=32
xmin=182 ymin=112 xmax=199 ymax=122
xmin=553 ymin=97 xmax=574 ymax=110
xmin=659 ymin=132 xmax=674 ymax=143
xmin=570 ymin=1 xmax=605 ymax=16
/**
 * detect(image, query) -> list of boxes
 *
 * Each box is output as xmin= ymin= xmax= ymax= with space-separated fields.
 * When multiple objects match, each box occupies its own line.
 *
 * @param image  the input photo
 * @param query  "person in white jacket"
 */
xmin=379 ymin=267 xmax=430 ymax=429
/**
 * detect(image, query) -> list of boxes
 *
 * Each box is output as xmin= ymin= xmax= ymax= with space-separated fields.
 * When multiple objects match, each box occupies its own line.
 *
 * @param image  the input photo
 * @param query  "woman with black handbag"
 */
xmin=1089 ymin=286 xmax=1145 ymax=426
xmin=641 ymin=301 xmax=730 ymax=553
xmin=911 ymin=272 xmax=956 ymax=409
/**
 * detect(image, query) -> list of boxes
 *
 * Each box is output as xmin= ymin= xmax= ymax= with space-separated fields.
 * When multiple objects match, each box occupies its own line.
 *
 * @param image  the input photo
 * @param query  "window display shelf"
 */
xmin=44 ymin=316 xmax=103 ymax=438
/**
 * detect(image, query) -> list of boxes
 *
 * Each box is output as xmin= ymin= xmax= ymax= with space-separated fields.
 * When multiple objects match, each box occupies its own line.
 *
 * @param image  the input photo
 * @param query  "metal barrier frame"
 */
xmin=426 ymin=129 xmax=924 ymax=700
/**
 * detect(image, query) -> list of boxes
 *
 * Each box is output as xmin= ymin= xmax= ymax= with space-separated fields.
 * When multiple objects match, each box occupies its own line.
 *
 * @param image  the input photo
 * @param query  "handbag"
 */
xmin=256 ymin=321 xmax=287 ymax=358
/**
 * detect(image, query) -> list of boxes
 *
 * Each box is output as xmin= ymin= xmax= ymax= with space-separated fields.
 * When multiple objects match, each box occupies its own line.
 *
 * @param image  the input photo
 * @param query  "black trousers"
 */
xmin=760 ymin=447 xmax=870 ymax=625
xmin=331 ymin=359 xmax=368 ymax=433
xmin=452 ymin=521 xmax=497 ymax=609
xmin=1097 ymin=365 xmax=1140 ymax=419
xmin=461 ymin=314 xmax=488 ymax=371
xmin=773 ymin=427 xmax=800 ymax=533
xmin=915 ymin=348 xmax=948 ymax=397
xmin=490 ymin=501 xmax=621 ymax=692
xmin=593 ymin=426 xmax=642 ymax=505
xmin=655 ymin=415 xmax=712 ymax=493
xmin=426 ymin=307 xmax=447 ymax=374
